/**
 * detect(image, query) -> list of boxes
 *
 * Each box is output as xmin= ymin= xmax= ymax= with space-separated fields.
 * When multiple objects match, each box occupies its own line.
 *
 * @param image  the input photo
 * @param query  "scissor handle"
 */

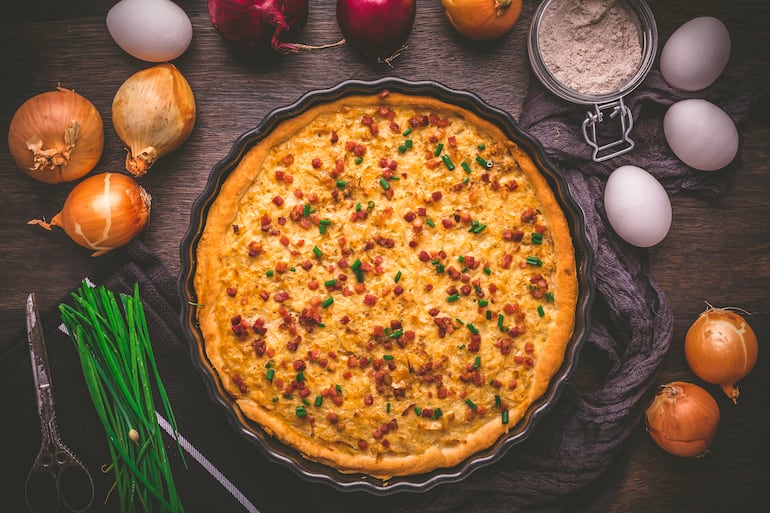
xmin=25 ymin=437 xmax=94 ymax=513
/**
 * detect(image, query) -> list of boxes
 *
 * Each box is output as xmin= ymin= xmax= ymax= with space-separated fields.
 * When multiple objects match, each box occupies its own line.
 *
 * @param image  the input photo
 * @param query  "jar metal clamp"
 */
xmin=528 ymin=0 xmax=658 ymax=162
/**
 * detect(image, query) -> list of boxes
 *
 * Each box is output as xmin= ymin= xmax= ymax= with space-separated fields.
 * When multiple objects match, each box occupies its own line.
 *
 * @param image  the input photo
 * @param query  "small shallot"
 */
xmin=29 ymin=173 xmax=151 ymax=257
xmin=8 ymin=87 xmax=104 ymax=184
xmin=112 ymin=63 xmax=196 ymax=177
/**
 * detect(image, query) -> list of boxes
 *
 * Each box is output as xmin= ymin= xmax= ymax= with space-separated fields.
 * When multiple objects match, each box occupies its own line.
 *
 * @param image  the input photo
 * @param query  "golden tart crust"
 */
xmin=195 ymin=91 xmax=578 ymax=479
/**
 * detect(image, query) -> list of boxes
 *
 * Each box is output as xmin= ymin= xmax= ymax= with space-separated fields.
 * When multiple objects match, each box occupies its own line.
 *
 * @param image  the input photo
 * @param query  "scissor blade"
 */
xmin=26 ymin=293 xmax=52 ymax=409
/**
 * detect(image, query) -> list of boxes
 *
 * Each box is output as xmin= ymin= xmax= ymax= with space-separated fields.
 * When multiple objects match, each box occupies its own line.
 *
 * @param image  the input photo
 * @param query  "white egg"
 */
xmin=663 ymin=99 xmax=739 ymax=171
xmin=107 ymin=0 xmax=193 ymax=62
xmin=660 ymin=16 xmax=731 ymax=92
xmin=604 ymin=165 xmax=672 ymax=248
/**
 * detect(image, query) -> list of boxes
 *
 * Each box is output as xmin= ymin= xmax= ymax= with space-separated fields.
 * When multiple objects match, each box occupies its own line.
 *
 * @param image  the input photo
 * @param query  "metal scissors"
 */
xmin=25 ymin=292 xmax=94 ymax=513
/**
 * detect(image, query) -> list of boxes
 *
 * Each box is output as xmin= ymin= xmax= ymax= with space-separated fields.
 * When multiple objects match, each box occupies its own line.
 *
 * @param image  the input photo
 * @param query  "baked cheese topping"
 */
xmin=195 ymin=91 xmax=577 ymax=478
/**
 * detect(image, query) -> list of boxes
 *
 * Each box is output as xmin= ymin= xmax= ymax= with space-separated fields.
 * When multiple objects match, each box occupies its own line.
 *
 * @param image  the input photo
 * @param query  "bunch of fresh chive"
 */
xmin=59 ymin=280 xmax=185 ymax=513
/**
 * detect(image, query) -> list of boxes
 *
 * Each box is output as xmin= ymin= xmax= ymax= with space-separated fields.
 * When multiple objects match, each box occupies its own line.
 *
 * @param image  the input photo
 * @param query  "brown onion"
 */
xmin=8 ymin=87 xmax=104 ymax=184
xmin=28 ymin=173 xmax=151 ymax=257
xmin=645 ymin=381 xmax=720 ymax=458
xmin=442 ymin=0 xmax=523 ymax=42
xmin=685 ymin=306 xmax=758 ymax=403
xmin=112 ymin=63 xmax=196 ymax=177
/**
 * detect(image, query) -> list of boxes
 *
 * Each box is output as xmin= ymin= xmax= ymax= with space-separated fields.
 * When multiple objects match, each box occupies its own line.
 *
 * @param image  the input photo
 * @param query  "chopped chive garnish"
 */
xmin=398 ymin=144 xmax=407 ymax=154
xmin=526 ymin=256 xmax=543 ymax=266
xmin=546 ymin=292 xmax=555 ymax=302
xmin=335 ymin=384 xmax=342 ymax=394
xmin=477 ymin=143 xmax=486 ymax=151
xmin=486 ymin=310 xmax=493 ymax=320
xmin=351 ymin=258 xmax=362 ymax=271
xmin=441 ymin=154 xmax=455 ymax=170
xmin=266 ymin=368 xmax=275 ymax=381
xmin=383 ymin=354 xmax=395 ymax=360
xmin=433 ymin=408 xmax=443 ymax=419
xmin=426 ymin=218 xmax=436 ymax=228
xmin=465 ymin=399 xmax=477 ymax=410
xmin=296 ymin=405 xmax=307 ymax=417
xmin=467 ymin=323 xmax=479 ymax=335
xmin=336 ymin=179 xmax=346 ymax=189
xmin=296 ymin=371 xmax=305 ymax=382
xmin=321 ymin=297 xmax=334 ymax=308
xmin=457 ymin=255 xmax=465 ymax=263
xmin=461 ymin=161 xmax=472 ymax=174
xmin=317 ymin=323 xmax=326 ymax=328
xmin=462 ymin=176 xmax=470 ymax=184
xmin=531 ymin=232 xmax=543 ymax=244
xmin=447 ymin=293 xmax=460 ymax=303
xmin=478 ymin=299 xmax=489 ymax=307
xmin=458 ymin=344 xmax=466 ymax=349
xmin=394 ymin=271 xmax=402 ymax=283
xmin=367 ymin=201 xmax=375 ymax=211
xmin=469 ymin=223 xmax=487 ymax=234
xmin=405 ymin=139 xmax=413 ymax=149
xmin=498 ymin=314 xmax=505 ymax=328
xmin=355 ymin=156 xmax=363 ymax=165
xmin=402 ymin=128 xmax=412 ymax=136
xmin=319 ymin=225 xmax=327 ymax=235
xmin=313 ymin=246 xmax=323 ymax=258
xmin=502 ymin=409 xmax=509 ymax=424
xmin=272 ymin=396 xmax=279 ymax=403
xmin=314 ymin=396 xmax=323 ymax=407
xmin=495 ymin=395 xmax=502 ymax=408
xmin=435 ymin=264 xmax=445 ymax=273
xmin=538 ymin=305 xmax=545 ymax=317
xmin=473 ymin=356 xmax=481 ymax=369
xmin=355 ymin=202 xmax=362 ymax=212
xmin=324 ymin=279 xmax=337 ymax=287
xmin=386 ymin=402 xmax=391 ymax=413
xmin=414 ymin=406 xmax=422 ymax=416
xmin=434 ymin=143 xmax=444 ymax=157
xmin=266 ymin=270 xmax=274 ymax=277
xmin=388 ymin=329 xmax=404 ymax=339
xmin=319 ymin=217 xmax=332 ymax=226
xmin=379 ymin=178 xmax=390 ymax=190
xmin=484 ymin=267 xmax=491 ymax=275
xmin=475 ymin=155 xmax=488 ymax=167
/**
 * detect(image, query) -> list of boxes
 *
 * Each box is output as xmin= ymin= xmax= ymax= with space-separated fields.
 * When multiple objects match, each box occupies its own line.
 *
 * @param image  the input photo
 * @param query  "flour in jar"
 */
xmin=538 ymin=0 xmax=642 ymax=96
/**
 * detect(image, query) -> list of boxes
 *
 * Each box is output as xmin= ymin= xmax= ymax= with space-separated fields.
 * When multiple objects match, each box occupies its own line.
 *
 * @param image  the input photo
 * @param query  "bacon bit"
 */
xmin=503 ymin=229 xmax=525 ymax=242
xmin=441 ymin=218 xmax=455 ymax=229
xmin=231 ymin=374 xmax=248 ymax=393
xmin=521 ymin=208 xmax=538 ymax=223
xmin=495 ymin=337 xmax=513 ymax=355
xmin=327 ymin=412 xmax=338 ymax=424
xmin=468 ymin=334 xmax=481 ymax=352
xmin=389 ymin=121 xmax=400 ymax=132
xmin=248 ymin=241 xmax=262 ymax=257
xmin=226 ymin=287 xmax=237 ymax=297
xmin=433 ymin=316 xmax=454 ymax=338
xmin=363 ymin=294 xmax=377 ymax=306
xmin=364 ymin=394 xmax=374 ymax=406
xmin=418 ymin=250 xmax=431 ymax=262
xmin=232 ymin=224 xmax=240 ymax=234
xmin=535 ymin=223 xmax=547 ymax=233
xmin=506 ymin=180 xmax=519 ymax=191
xmin=311 ymin=157 xmax=322 ymax=169
xmin=409 ymin=115 xmax=429 ymax=127
xmin=394 ymin=285 xmax=404 ymax=295
xmin=330 ymin=131 xmax=339 ymax=143
xmin=275 ymin=261 xmax=289 ymax=273
xmin=357 ymin=439 xmax=369 ymax=451
xmin=529 ymin=273 xmax=549 ymax=299
xmin=273 ymin=291 xmax=290 ymax=302
xmin=287 ymin=336 xmax=301 ymax=352
xmin=501 ymin=253 xmax=513 ymax=269
xmin=431 ymin=191 xmax=443 ymax=202
xmin=293 ymin=360 xmax=306 ymax=371
xmin=281 ymin=155 xmax=294 ymax=166
xmin=259 ymin=291 xmax=270 ymax=301
xmin=252 ymin=339 xmax=266 ymax=356
xmin=464 ymin=255 xmax=479 ymax=269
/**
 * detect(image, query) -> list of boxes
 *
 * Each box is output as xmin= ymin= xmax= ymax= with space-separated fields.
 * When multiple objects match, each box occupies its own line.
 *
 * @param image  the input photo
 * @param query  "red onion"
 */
xmin=336 ymin=0 xmax=417 ymax=63
xmin=208 ymin=0 xmax=309 ymax=52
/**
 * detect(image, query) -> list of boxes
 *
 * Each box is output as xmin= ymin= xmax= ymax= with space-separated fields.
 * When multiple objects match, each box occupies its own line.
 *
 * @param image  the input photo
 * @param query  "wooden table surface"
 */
xmin=2 ymin=1 xmax=769 ymax=512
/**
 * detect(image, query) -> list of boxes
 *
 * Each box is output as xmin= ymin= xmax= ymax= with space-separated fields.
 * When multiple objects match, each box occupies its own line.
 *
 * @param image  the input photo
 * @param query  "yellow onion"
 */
xmin=112 ymin=63 xmax=196 ymax=177
xmin=645 ymin=381 xmax=720 ymax=458
xmin=685 ymin=306 xmax=758 ymax=403
xmin=8 ymin=87 xmax=104 ymax=184
xmin=442 ymin=0 xmax=523 ymax=42
xmin=28 ymin=172 xmax=151 ymax=257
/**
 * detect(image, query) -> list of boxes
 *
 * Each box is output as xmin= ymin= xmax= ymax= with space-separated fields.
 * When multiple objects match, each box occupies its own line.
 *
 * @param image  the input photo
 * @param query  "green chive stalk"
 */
xmin=60 ymin=280 xmax=185 ymax=513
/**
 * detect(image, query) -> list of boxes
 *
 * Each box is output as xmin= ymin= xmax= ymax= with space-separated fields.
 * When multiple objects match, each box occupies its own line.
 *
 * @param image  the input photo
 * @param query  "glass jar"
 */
xmin=528 ymin=0 xmax=658 ymax=161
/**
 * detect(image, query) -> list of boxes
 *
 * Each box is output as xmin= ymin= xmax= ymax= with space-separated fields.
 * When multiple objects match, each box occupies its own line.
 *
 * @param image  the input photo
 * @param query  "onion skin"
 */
xmin=685 ymin=307 xmax=759 ymax=403
xmin=645 ymin=381 xmax=720 ymax=458
xmin=336 ymin=0 xmax=416 ymax=62
xmin=112 ymin=63 xmax=196 ymax=177
xmin=8 ymin=87 xmax=104 ymax=184
xmin=442 ymin=0 xmax=522 ymax=42
xmin=28 ymin=173 xmax=151 ymax=257
xmin=208 ymin=0 xmax=309 ymax=52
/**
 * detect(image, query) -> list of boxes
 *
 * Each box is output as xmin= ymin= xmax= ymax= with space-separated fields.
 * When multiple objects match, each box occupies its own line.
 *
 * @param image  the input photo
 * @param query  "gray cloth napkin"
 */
xmin=391 ymin=70 xmax=760 ymax=513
